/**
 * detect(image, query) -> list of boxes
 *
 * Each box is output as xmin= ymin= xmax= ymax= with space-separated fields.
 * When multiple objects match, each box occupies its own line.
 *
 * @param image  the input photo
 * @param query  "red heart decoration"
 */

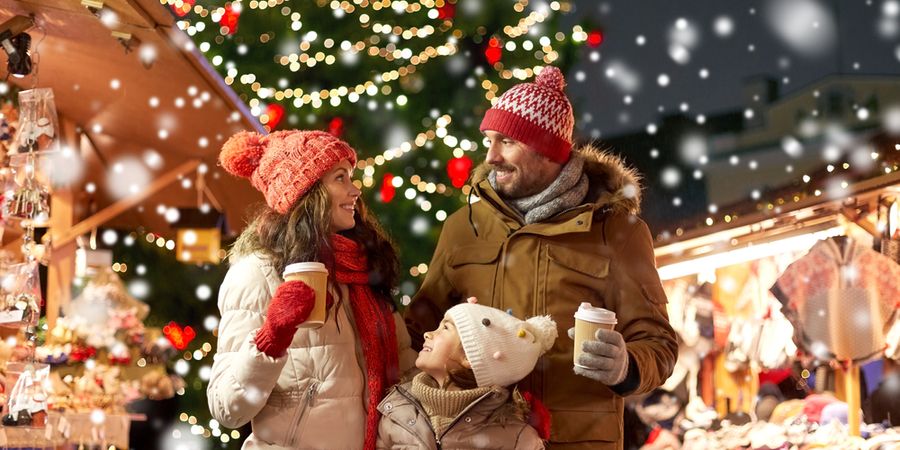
xmin=163 ymin=321 xmax=197 ymax=350
xmin=447 ymin=155 xmax=473 ymax=188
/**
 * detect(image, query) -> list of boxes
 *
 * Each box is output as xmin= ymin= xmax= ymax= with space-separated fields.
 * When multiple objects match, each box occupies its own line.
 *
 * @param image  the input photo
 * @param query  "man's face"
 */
xmin=483 ymin=130 xmax=563 ymax=199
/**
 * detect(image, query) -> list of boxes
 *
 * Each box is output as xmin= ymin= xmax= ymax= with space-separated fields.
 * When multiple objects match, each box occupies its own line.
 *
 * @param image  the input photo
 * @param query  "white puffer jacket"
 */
xmin=207 ymin=252 xmax=417 ymax=449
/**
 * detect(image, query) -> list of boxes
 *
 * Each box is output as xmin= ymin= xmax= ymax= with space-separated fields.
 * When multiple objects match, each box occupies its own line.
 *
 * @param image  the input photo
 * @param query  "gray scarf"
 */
xmin=489 ymin=154 xmax=588 ymax=224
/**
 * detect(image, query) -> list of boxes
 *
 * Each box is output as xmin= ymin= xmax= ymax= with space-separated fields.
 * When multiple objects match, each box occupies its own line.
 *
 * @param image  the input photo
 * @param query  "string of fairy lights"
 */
xmin=160 ymin=1 xmax=588 ymax=445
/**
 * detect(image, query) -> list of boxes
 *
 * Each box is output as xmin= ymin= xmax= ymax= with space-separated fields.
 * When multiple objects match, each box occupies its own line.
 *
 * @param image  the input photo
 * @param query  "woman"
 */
xmin=208 ymin=130 xmax=417 ymax=449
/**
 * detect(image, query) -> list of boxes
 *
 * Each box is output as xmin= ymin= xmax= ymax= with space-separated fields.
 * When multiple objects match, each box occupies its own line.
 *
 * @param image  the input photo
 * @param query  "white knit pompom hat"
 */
xmin=447 ymin=303 xmax=558 ymax=388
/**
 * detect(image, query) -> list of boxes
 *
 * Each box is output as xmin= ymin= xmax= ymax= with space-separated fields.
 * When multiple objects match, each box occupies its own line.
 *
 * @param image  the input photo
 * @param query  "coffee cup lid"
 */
xmin=574 ymin=302 xmax=616 ymax=324
xmin=284 ymin=262 xmax=328 ymax=277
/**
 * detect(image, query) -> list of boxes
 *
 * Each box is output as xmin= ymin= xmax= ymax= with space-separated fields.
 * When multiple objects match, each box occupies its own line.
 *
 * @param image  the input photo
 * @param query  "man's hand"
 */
xmin=568 ymin=327 xmax=629 ymax=386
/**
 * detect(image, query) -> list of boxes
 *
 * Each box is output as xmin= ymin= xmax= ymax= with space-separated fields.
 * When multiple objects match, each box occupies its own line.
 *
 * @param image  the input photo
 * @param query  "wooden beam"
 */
xmin=52 ymin=159 xmax=200 ymax=249
xmin=3 ymin=237 xmax=23 ymax=254
xmin=45 ymin=117 xmax=80 ymax=329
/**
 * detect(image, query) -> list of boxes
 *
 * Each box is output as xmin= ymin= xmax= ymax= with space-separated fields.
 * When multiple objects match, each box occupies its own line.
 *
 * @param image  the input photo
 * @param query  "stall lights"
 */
xmin=657 ymin=226 xmax=844 ymax=280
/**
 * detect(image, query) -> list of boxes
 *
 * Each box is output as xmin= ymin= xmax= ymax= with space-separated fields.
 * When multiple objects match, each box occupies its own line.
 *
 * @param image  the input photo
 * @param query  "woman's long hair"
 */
xmin=231 ymin=181 xmax=400 ymax=305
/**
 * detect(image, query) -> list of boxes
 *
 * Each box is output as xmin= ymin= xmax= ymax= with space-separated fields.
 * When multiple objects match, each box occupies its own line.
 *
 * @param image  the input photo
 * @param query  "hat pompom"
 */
xmin=220 ymin=131 xmax=266 ymax=179
xmin=524 ymin=315 xmax=558 ymax=353
xmin=535 ymin=66 xmax=566 ymax=91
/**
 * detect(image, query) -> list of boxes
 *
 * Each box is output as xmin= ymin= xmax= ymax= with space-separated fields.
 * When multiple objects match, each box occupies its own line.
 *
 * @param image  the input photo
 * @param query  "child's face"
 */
xmin=323 ymin=159 xmax=361 ymax=233
xmin=416 ymin=316 xmax=469 ymax=384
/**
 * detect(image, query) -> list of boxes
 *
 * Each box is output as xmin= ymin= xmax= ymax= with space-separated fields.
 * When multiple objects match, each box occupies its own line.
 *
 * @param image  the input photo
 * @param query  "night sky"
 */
xmin=562 ymin=0 xmax=900 ymax=139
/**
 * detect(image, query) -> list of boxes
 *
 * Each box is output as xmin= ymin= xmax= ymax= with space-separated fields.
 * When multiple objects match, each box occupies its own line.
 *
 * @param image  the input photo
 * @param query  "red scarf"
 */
xmin=331 ymin=234 xmax=399 ymax=450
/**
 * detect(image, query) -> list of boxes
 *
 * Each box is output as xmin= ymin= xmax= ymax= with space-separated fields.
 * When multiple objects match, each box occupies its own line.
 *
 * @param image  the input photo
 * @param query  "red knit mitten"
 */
xmin=255 ymin=280 xmax=316 ymax=357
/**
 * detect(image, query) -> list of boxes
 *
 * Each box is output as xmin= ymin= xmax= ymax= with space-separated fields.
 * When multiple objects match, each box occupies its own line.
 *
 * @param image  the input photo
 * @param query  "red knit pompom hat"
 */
xmin=219 ymin=130 xmax=357 ymax=214
xmin=479 ymin=66 xmax=575 ymax=163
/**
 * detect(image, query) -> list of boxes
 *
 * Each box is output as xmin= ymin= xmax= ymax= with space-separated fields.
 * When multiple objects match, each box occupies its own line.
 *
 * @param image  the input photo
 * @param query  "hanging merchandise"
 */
xmin=0 ymin=261 xmax=42 ymax=328
xmin=772 ymin=237 xmax=900 ymax=362
xmin=879 ymin=195 xmax=899 ymax=263
xmin=3 ymin=88 xmax=60 ymax=227
xmin=2 ymin=362 xmax=50 ymax=427
xmin=60 ymin=268 xmax=149 ymax=350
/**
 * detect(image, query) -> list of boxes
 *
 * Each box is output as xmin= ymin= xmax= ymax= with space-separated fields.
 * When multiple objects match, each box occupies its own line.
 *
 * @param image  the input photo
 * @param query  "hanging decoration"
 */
xmin=219 ymin=3 xmax=241 ymax=35
xmin=263 ymin=103 xmax=285 ymax=131
xmin=447 ymin=155 xmax=473 ymax=188
xmin=485 ymin=37 xmax=503 ymax=66
xmin=328 ymin=117 xmax=345 ymax=137
xmin=163 ymin=321 xmax=197 ymax=351
xmin=380 ymin=173 xmax=396 ymax=203
xmin=587 ymin=29 xmax=604 ymax=47
xmin=437 ymin=2 xmax=456 ymax=20
xmin=170 ymin=0 xmax=196 ymax=17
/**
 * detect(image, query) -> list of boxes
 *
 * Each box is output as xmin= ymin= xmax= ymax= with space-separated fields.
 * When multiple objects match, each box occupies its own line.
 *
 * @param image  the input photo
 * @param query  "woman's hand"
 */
xmin=255 ymin=280 xmax=316 ymax=357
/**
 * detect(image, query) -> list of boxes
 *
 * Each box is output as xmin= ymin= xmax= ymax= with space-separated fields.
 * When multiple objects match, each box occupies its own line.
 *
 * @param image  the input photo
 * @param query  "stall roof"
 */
xmin=0 ymin=0 xmax=264 ymax=240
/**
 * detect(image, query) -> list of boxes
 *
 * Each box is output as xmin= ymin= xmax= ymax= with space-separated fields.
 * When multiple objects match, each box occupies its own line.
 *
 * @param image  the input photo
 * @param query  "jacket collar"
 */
xmin=471 ymin=142 xmax=642 ymax=217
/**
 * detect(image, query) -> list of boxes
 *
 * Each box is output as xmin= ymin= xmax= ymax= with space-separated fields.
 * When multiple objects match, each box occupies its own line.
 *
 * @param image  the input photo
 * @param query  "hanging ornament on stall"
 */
xmin=170 ymin=0 xmax=196 ymax=17
xmin=447 ymin=155 xmax=473 ymax=188
xmin=437 ymin=2 xmax=456 ymax=20
xmin=262 ymin=103 xmax=285 ymax=131
xmin=587 ymin=29 xmax=605 ymax=48
xmin=380 ymin=173 xmax=396 ymax=203
xmin=163 ymin=321 xmax=196 ymax=351
xmin=219 ymin=3 xmax=241 ymax=35
xmin=328 ymin=117 xmax=344 ymax=137
xmin=485 ymin=37 xmax=503 ymax=66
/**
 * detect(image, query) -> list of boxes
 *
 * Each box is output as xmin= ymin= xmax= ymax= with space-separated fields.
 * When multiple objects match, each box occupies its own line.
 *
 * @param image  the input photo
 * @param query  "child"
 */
xmin=377 ymin=301 xmax=557 ymax=449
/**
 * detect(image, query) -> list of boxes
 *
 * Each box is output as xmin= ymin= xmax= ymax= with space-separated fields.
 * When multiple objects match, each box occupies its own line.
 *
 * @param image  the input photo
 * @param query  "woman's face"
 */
xmin=323 ymin=159 xmax=361 ymax=232
xmin=415 ymin=316 xmax=469 ymax=385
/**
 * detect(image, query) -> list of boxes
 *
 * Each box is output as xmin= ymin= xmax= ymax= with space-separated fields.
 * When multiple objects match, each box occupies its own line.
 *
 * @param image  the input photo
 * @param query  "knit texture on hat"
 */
xmin=219 ymin=130 xmax=357 ymax=214
xmin=479 ymin=66 xmax=574 ymax=163
xmin=447 ymin=303 xmax=557 ymax=388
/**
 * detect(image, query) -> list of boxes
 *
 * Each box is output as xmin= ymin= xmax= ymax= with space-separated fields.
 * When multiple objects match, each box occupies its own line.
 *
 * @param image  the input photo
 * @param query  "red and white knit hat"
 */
xmin=479 ymin=66 xmax=575 ymax=163
xmin=219 ymin=130 xmax=357 ymax=214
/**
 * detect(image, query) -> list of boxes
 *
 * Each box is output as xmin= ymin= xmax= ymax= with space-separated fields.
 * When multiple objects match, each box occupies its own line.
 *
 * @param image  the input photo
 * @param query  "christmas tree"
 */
xmin=170 ymin=0 xmax=587 ymax=300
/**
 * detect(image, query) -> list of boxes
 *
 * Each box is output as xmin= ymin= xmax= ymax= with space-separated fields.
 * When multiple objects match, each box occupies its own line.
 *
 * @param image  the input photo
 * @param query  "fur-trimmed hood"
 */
xmin=471 ymin=142 xmax=643 ymax=215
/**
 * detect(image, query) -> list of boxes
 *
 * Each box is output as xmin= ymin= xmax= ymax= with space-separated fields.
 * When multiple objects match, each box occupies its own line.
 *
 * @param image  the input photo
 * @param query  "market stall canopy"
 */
xmin=0 ymin=0 xmax=264 ymax=240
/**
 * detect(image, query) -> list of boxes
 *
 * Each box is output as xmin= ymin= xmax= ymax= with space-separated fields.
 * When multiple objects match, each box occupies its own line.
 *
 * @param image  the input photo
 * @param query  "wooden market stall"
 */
xmin=0 ymin=1 xmax=271 ymax=446
xmin=0 ymin=0 xmax=265 ymax=327
xmin=654 ymin=163 xmax=900 ymax=438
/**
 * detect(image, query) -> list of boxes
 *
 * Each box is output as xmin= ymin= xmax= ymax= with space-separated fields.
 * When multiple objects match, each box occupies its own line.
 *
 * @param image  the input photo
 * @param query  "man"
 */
xmin=406 ymin=66 xmax=678 ymax=450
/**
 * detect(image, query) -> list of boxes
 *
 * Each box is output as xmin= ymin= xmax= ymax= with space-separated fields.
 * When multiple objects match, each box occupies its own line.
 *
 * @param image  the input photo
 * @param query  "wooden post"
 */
xmin=845 ymin=361 xmax=861 ymax=437
xmin=45 ymin=118 xmax=79 ymax=329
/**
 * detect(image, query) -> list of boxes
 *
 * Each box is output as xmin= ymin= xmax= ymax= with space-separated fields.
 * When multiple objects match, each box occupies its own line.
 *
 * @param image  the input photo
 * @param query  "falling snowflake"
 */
xmin=604 ymin=60 xmax=641 ymax=93
xmin=763 ymin=0 xmax=837 ymax=57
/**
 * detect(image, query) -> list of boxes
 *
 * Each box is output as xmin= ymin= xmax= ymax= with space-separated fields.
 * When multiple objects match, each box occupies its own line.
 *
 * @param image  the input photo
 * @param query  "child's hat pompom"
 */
xmin=524 ymin=315 xmax=558 ymax=353
xmin=220 ymin=131 xmax=266 ymax=179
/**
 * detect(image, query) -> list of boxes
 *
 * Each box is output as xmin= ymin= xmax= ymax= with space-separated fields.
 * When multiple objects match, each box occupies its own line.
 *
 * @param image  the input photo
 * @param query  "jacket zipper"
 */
xmin=288 ymin=381 xmax=319 ymax=446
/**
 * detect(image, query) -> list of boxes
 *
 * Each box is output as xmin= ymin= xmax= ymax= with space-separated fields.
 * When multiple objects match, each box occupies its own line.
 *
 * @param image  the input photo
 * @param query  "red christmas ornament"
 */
xmin=447 ymin=155 xmax=473 ymax=188
xmin=485 ymin=37 xmax=503 ymax=66
xmin=329 ymin=117 xmax=344 ymax=137
xmin=380 ymin=173 xmax=396 ymax=203
xmin=171 ymin=0 xmax=195 ymax=17
xmin=437 ymin=3 xmax=456 ymax=20
xmin=587 ymin=30 xmax=604 ymax=48
xmin=264 ymin=103 xmax=285 ymax=130
xmin=220 ymin=3 xmax=241 ymax=35
xmin=163 ymin=321 xmax=197 ymax=351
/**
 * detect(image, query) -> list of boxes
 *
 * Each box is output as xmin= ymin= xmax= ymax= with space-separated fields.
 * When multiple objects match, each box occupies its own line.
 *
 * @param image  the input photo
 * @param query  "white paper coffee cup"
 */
xmin=283 ymin=262 xmax=329 ymax=329
xmin=573 ymin=302 xmax=617 ymax=369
